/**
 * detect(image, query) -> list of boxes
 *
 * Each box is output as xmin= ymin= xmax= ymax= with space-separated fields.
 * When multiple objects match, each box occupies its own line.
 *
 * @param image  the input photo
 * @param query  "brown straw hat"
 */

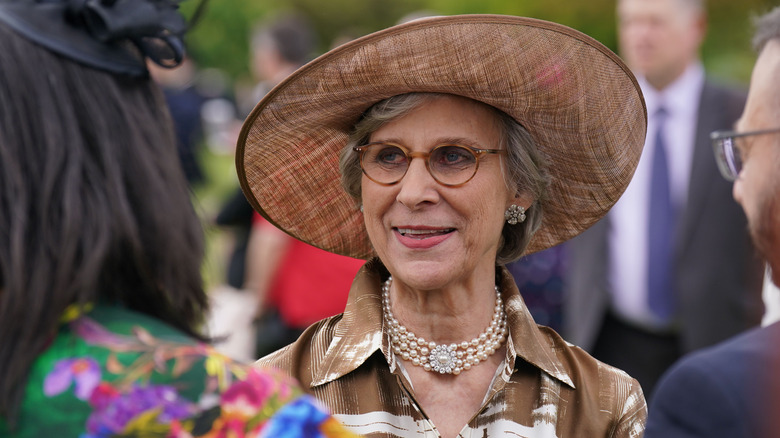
xmin=237 ymin=14 xmax=647 ymax=260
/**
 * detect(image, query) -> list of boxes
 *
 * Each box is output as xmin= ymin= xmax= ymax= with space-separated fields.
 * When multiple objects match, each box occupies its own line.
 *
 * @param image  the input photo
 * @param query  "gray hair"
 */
xmin=753 ymin=6 xmax=780 ymax=53
xmin=339 ymin=93 xmax=549 ymax=264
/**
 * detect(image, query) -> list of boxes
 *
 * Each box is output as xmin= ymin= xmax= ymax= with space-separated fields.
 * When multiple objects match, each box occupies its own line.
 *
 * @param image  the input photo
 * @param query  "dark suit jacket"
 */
xmin=563 ymin=80 xmax=763 ymax=352
xmin=644 ymin=321 xmax=780 ymax=438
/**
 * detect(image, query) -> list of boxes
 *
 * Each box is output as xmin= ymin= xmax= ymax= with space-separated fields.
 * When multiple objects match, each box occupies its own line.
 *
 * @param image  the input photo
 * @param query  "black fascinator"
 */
xmin=0 ymin=0 xmax=204 ymax=76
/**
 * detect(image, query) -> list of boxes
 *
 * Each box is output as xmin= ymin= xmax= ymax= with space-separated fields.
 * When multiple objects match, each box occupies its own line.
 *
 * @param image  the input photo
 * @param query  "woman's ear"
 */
xmin=507 ymin=191 xmax=534 ymax=210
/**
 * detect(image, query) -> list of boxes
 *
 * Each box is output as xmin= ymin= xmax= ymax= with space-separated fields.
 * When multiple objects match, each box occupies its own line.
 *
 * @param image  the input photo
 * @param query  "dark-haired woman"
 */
xmin=0 ymin=1 xmax=355 ymax=436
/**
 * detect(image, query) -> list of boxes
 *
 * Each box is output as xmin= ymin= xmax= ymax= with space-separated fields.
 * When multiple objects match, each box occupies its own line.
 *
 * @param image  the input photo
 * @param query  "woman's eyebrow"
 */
xmin=367 ymin=136 xmax=485 ymax=148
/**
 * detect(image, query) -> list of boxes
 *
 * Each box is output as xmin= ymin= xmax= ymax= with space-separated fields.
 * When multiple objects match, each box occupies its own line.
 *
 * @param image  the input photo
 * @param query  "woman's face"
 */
xmin=361 ymin=95 xmax=520 ymax=290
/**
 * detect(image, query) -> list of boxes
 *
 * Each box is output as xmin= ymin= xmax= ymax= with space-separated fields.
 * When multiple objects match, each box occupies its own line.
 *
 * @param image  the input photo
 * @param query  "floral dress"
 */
xmin=0 ymin=305 xmax=358 ymax=437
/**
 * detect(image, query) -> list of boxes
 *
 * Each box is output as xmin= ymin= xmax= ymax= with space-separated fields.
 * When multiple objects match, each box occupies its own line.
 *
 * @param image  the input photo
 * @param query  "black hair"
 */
xmin=0 ymin=22 xmax=208 ymax=421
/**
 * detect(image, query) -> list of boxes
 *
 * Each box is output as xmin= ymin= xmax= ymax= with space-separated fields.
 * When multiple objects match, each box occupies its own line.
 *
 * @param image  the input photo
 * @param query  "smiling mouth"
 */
xmin=395 ymin=228 xmax=455 ymax=239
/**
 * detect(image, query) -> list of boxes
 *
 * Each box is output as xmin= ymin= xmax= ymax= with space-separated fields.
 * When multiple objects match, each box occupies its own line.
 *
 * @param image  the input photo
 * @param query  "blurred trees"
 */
xmin=183 ymin=0 xmax=777 ymax=96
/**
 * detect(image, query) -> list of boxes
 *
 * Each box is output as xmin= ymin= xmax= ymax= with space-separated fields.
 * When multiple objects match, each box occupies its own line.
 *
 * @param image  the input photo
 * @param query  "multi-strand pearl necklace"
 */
xmin=382 ymin=276 xmax=508 ymax=375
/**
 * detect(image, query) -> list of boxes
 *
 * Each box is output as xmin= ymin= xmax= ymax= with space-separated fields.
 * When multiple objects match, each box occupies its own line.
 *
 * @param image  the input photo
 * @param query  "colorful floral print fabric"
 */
xmin=0 ymin=305 xmax=358 ymax=438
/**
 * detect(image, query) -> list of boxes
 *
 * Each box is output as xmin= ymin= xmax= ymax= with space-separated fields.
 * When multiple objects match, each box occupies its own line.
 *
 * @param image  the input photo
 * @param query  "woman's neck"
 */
xmin=386 ymin=275 xmax=501 ymax=345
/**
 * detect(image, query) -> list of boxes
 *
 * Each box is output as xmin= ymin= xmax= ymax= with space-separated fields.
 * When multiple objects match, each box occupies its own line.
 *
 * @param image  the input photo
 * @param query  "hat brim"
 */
xmin=237 ymin=14 xmax=646 ymax=260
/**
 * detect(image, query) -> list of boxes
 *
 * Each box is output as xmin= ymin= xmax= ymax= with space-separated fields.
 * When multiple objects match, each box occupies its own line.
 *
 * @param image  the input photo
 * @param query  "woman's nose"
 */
xmin=396 ymin=158 xmax=440 ymax=210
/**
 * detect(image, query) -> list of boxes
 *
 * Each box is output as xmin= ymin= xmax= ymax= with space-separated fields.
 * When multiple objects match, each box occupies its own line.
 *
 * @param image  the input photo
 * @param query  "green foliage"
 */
xmin=181 ymin=0 xmax=272 ymax=81
xmin=703 ymin=0 xmax=776 ymax=83
xmin=183 ymin=0 xmax=777 ymax=86
xmin=289 ymin=0 xmax=428 ymax=50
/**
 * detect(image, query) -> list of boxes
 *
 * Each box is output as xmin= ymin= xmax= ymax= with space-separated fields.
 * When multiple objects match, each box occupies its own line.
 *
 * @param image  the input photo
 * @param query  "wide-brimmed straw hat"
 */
xmin=237 ymin=14 xmax=646 ymax=260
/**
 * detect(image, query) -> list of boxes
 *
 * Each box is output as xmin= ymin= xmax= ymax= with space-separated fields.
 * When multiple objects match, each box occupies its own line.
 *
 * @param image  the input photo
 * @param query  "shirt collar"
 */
xmin=638 ymin=62 xmax=705 ymax=118
xmin=310 ymin=258 xmax=386 ymax=387
xmin=499 ymin=267 xmax=575 ymax=388
xmin=310 ymin=258 xmax=575 ymax=389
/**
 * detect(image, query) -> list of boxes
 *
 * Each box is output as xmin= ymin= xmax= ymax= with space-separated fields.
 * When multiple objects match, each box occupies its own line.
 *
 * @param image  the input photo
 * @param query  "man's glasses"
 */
xmin=711 ymin=127 xmax=780 ymax=181
xmin=354 ymin=142 xmax=506 ymax=187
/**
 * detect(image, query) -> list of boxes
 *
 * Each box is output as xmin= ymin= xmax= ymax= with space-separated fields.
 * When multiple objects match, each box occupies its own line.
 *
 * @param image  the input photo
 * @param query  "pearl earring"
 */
xmin=505 ymin=204 xmax=526 ymax=225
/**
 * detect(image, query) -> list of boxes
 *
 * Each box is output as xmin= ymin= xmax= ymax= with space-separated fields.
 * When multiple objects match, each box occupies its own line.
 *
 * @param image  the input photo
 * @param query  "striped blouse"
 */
xmin=256 ymin=258 xmax=647 ymax=437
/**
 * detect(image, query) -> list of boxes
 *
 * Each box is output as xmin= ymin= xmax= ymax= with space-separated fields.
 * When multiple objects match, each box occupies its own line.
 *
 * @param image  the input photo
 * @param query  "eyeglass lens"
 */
xmin=360 ymin=143 xmax=479 ymax=185
xmin=714 ymin=137 xmax=743 ymax=181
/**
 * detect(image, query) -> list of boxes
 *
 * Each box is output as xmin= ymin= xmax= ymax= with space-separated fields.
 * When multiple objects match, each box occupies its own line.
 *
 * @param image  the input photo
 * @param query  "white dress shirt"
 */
xmin=607 ymin=62 xmax=705 ymax=330
xmin=762 ymin=264 xmax=780 ymax=326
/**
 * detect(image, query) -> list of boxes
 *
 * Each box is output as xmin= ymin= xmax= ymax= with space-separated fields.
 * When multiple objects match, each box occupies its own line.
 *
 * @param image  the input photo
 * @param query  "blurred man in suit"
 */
xmin=564 ymin=0 xmax=763 ymax=398
xmin=645 ymin=8 xmax=780 ymax=436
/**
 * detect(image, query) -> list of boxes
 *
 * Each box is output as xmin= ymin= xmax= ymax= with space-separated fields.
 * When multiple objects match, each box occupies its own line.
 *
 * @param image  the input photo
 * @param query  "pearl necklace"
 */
xmin=382 ymin=276 xmax=508 ymax=375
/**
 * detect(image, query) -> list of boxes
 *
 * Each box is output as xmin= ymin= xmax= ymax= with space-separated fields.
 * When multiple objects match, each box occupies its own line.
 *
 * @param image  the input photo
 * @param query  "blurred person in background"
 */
xmin=148 ymin=56 xmax=208 ymax=187
xmin=645 ymin=7 xmax=780 ymax=436
xmin=243 ymin=12 xmax=317 ymax=115
xmin=232 ymin=14 xmax=365 ymax=360
xmin=564 ymin=0 xmax=764 ymax=399
xmin=0 ymin=1 xmax=356 ymax=436
xmin=214 ymin=13 xmax=317 ymax=292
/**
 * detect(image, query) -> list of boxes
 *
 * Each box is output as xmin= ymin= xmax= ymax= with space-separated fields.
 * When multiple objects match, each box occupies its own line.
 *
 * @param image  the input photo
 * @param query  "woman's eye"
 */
xmin=376 ymin=147 xmax=406 ymax=164
xmin=435 ymin=146 xmax=475 ymax=166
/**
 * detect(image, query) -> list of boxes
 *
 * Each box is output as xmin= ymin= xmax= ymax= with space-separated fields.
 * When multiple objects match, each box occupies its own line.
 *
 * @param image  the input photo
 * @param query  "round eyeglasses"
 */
xmin=711 ymin=127 xmax=780 ymax=181
xmin=354 ymin=142 xmax=506 ymax=187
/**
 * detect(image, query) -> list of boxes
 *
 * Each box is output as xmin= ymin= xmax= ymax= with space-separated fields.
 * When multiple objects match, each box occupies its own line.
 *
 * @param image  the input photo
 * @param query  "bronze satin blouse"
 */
xmin=255 ymin=258 xmax=647 ymax=437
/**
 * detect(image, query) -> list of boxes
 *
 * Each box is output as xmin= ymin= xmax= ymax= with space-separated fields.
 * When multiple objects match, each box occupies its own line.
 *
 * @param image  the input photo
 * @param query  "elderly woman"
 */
xmin=239 ymin=15 xmax=647 ymax=437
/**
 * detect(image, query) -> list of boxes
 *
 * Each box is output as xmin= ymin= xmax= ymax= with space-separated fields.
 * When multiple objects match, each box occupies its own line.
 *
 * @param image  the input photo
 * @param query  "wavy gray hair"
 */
xmin=339 ymin=93 xmax=549 ymax=264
